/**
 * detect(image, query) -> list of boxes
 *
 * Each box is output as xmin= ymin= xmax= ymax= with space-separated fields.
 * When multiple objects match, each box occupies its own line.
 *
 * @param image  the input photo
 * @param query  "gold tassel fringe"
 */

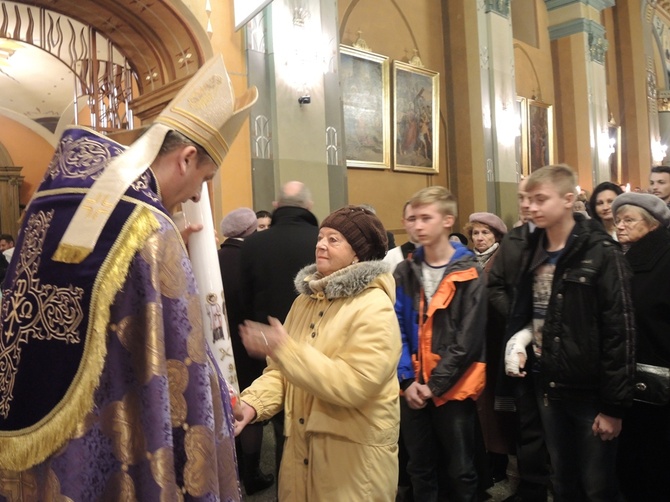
xmin=0 ymin=206 xmax=161 ymax=471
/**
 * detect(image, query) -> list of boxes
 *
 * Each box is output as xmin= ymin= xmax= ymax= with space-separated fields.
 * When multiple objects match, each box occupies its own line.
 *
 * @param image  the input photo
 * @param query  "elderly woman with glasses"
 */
xmin=463 ymin=213 xmax=516 ymax=486
xmin=611 ymin=192 xmax=670 ymax=501
xmin=234 ymin=206 xmax=401 ymax=501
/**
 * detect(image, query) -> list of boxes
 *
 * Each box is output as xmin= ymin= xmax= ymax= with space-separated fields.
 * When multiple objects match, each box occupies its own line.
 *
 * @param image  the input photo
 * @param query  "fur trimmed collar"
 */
xmin=294 ymin=261 xmax=391 ymax=299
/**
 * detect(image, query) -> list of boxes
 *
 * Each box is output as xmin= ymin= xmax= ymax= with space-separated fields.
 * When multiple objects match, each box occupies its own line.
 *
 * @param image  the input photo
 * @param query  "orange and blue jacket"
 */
xmin=394 ymin=244 xmax=487 ymax=405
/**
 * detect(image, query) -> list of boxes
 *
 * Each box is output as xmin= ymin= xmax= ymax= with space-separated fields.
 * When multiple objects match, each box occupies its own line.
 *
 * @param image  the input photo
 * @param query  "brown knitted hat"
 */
xmin=320 ymin=205 xmax=388 ymax=261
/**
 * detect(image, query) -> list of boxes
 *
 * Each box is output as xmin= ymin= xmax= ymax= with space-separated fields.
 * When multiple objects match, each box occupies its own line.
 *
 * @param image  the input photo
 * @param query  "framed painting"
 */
xmin=516 ymin=96 xmax=528 ymax=176
xmin=340 ymin=45 xmax=391 ymax=169
xmin=609 ymin=125 xmax=621 ymax=183
xmin=528 ymin=100 xmax=553 ymax=172
xmin=392 ymin=61 xmax=439 ymax=173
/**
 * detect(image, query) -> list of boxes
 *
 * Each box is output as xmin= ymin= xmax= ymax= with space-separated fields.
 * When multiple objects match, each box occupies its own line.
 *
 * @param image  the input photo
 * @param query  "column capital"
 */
xmin=484 ymin=0 xmax=511 ymax=18
xmin=548 ymin=18 xmax=608 ymax=64
xmin=546 ymin=0 xmax=615 ymax=12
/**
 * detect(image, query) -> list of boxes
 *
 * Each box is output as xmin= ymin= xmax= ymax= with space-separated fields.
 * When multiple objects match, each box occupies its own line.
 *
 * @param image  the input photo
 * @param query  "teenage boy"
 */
xmin=394 ymin=186 xmax=487 ymax=502
xmin=488 ymin=177 xmax=549 ymax=502
xmin=505 ymin=165 xmax=635 ymax=501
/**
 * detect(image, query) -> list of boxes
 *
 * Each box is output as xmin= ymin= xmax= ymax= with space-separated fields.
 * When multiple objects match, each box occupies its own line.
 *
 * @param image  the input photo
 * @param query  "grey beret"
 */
xmin=220 ymin=207 xmax=258 ymax=238
xmin=612 ymin=192 xmax=670 ymax=227
xmin=468 ymin=212 xmax=508 ymax=235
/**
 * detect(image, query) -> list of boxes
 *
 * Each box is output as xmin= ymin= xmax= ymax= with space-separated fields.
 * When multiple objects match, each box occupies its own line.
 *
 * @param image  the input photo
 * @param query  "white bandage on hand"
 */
xmin=505 ymin=328 xmax=532 ymax=376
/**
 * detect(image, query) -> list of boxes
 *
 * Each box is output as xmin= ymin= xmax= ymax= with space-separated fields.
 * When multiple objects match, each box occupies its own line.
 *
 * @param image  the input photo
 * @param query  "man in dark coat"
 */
xmin=488 ymin=178 xmax=549 ymax=502
xmin=218 ymin=207 xmax=274 ymax=496
xmin=240 ymin=180 xmax=319 ymax=475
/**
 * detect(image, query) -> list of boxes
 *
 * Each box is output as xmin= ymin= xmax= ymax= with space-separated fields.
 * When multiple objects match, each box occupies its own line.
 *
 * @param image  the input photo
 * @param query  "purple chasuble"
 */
xmin=0 ymin=127 xmax=241 ymax=501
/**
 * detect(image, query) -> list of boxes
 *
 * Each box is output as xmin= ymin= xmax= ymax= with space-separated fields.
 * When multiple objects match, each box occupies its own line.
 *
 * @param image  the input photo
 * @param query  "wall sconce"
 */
xmin=652 ymin=139 xmax=668 ymax=164
xmin=278 ymin=2 xmax=328 ymax=106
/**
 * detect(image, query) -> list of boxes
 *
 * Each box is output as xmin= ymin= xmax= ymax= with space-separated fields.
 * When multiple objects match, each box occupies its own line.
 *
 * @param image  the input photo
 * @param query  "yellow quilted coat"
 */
xmin=241 ymin=261 xmax=401 ymax=501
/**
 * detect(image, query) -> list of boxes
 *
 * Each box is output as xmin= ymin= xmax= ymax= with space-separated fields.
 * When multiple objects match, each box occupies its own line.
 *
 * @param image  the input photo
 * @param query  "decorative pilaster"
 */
xmin=476 ymin=0 xmax=519 ymax=225
xmin=245 ymin=0 xmax=346 ymax=217
xmin=485 ymin=0 xmax=511 ymax=17
xmin=547 ymin=0 xmax=613 ymax=187
xmin=587 ymin=24 xmax=608 ymax=64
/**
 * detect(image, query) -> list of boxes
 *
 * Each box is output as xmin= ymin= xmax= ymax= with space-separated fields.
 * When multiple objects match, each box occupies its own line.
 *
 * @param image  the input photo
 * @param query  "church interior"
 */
xmin=0 ymin=0 xmax=669 ymax=243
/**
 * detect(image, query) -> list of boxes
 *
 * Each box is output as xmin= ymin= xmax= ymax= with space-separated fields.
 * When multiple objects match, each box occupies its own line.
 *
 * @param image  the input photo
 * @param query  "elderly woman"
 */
xmin=612 ymin=192 xmax=670 ymax=501
xmin=216 ymin=208 xmax=274 ymax=495
xmin=589 ymin=181 xmax=623 ymax=239
xmin=235 ymin=206 xmax=401 ymax=501
xmin=465 ymin=212 xmax=507 ymax=270
xmin=464 ymin=213 xmax=514 ymax=486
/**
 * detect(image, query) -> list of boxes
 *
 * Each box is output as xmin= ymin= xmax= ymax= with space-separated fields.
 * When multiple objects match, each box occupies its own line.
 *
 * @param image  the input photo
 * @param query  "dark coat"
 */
xmin=0 ymin=253 xmax=7 ymax=286
xmin=218 ymin=238 xmax=266 ymax=390
xmin=488 ymin=222 xmax=533 ymax=319
xmin=624 ymin=226 xmax=670 ymax=367
xmin=507 ymin=215 xmax=635 ymax=418
xmin=240 ymin=206 xmax=319 ymax=323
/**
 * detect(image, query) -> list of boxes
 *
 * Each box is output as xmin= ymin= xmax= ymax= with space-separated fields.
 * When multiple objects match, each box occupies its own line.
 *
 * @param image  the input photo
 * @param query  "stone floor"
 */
xmin=241 ymin=423 xmax=538 ymax=502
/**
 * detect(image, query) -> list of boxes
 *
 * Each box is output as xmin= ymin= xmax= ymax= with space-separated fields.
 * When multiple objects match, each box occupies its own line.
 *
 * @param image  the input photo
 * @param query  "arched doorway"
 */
xmin=0 ymin=0 xmax=213 ymax=225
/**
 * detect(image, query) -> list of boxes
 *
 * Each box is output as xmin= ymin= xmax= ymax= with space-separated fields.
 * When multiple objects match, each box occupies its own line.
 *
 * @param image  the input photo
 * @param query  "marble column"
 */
xmin=546 ymin=0 xmax=614 ymax=190
xmin=245 ymin=0 xmax=346 ymax=218
xmin=442 ymin=0 xmax=519 ymax=226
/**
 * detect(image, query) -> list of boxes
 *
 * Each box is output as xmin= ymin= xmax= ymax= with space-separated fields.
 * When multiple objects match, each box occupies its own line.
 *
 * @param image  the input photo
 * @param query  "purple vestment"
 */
xmin=0 ymin=127 xmax=241 ymax=501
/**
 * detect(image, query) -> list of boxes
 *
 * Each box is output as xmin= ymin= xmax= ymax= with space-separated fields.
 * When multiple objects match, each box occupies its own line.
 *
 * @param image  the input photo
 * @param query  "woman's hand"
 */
xmin=234 ymin=400 xmax=258 ymax=437
xmin=239 ymin=317 xmax=289 ymax=359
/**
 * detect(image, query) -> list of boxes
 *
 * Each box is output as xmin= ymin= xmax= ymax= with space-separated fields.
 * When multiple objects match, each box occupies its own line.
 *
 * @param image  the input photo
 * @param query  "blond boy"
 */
xmin=394 ymin=186 xmax=487 ymax=501
xmin=505 ymin=165 xmax=634 ymax=501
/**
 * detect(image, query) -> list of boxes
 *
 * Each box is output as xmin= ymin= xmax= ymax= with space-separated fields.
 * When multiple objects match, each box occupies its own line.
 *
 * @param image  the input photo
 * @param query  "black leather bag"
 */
xmin=634 ymin=363 xmax=670 ymax=406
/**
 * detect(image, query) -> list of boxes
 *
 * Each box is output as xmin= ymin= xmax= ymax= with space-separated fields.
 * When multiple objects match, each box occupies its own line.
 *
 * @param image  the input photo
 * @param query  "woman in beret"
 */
xmin=589 ymin=181 xmax=623 ymax=240
xmin=464 ymin=212 xmax=515 ymax=488
xmin=217 ymin=208 xmax=275 ymax=495
xmin=612 ymin=192 xmax=670 ymax=501
xmin=235 ymin=205 xmax=401 ymax=501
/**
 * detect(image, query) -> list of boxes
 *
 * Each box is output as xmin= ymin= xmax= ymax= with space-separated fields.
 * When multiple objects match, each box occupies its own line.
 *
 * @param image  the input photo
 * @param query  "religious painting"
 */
xmin=516 ymin=96 xmax=528 ymax=176
xmin=392 ymin=61 xmax=439 ymax=173
xmin=340 ymin=45 xmax=391 ymax=169
xmin=528 ymin=100 xmax=553 ymax=172
xmin=609 ymin=125 xmax=622 ymax=183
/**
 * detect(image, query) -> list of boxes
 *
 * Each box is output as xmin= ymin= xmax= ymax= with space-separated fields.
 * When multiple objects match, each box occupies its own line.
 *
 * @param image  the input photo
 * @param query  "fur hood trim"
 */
xmin=294 ymin=261 xmax=392 ymax=299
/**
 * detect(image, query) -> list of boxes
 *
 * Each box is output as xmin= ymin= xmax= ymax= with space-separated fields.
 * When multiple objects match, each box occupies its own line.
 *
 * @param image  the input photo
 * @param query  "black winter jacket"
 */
xmin=624 ymin=226 xmax=670 ymax=368
xmin=506 ymin=214 xmax=635 ymax=418
xmin=488 ymin=222 xmax=533 ymax=319
xmin=240 ymin=206 xmax=319 ymax=324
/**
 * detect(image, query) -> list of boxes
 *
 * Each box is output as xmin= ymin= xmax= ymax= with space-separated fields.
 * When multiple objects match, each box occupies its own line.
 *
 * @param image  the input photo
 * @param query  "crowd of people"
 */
xmin=0 ymin=53 xmax=668 ymax=502
xmin=213 ymin=164 xmax=668 ymax=502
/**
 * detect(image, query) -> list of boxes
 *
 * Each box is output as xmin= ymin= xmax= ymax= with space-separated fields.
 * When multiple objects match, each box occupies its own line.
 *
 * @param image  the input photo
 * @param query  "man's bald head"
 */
xmin=275 ymin=181 xmax=313 ymax=209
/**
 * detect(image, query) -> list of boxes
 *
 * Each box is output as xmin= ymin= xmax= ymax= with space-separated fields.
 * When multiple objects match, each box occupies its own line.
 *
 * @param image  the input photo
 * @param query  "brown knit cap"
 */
xmin=320 ymin=205 xmax=388 ymax=261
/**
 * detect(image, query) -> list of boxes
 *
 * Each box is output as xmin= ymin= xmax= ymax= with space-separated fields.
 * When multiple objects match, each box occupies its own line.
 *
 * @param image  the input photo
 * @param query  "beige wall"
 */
xmin=338 ymin=0 xmax=446 ymax=239
xmin=0 ymin=117 xmax=54 ymax=206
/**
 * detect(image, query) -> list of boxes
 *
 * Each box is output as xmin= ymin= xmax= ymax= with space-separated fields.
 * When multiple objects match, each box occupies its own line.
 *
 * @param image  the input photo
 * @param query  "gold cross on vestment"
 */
xmin=0 ymin=210 xmax=85 ymax=418
xmin=81 ymin=193 xmax=114 ymax=220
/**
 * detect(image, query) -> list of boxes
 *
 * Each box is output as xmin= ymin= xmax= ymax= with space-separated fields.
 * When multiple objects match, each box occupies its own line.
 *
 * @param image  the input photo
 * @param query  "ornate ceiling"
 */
xmin=0 ymin=0 xmax=211 ymax=136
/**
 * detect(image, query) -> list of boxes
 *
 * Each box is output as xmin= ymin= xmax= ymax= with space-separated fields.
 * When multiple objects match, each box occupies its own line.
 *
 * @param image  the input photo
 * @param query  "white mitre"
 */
xmin=53 ymin=55 xmax=258 ymax=264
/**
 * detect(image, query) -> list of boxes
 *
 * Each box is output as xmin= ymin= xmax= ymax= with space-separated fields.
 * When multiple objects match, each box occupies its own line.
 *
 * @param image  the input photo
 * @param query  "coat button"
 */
xmin=311 ymin=332 xmax=316 ymax=338
xmin=579 ymin=276 xmax=586 ymax=283
xmin=318 ymin=311 xmax=324 ymax=317
xmin=549 ymin=381 xmax=556 ymax=388
xmin=299 ymin=418 xmax=304 ymax=424
xmin=310 ymin=323 xmax=315 ymax=329
xmin=553 ymin=336 xmax=560 ymax=343
xmin=556 ymin=293 xmax=563 ymax=300
xmin=303 ymin=458 xmax=309 ymax=465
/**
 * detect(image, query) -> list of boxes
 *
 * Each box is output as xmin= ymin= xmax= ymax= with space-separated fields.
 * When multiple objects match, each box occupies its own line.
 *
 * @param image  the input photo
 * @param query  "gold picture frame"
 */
xmin=340 ymin=45 xmax=391 ymax=169
xmin=516 ymin=96 xmax=529 ymax=176
xmin=392 ymin=61 xmax=439 ymax=173
xmin=528 ymin=100 xmax=553 ymax=172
